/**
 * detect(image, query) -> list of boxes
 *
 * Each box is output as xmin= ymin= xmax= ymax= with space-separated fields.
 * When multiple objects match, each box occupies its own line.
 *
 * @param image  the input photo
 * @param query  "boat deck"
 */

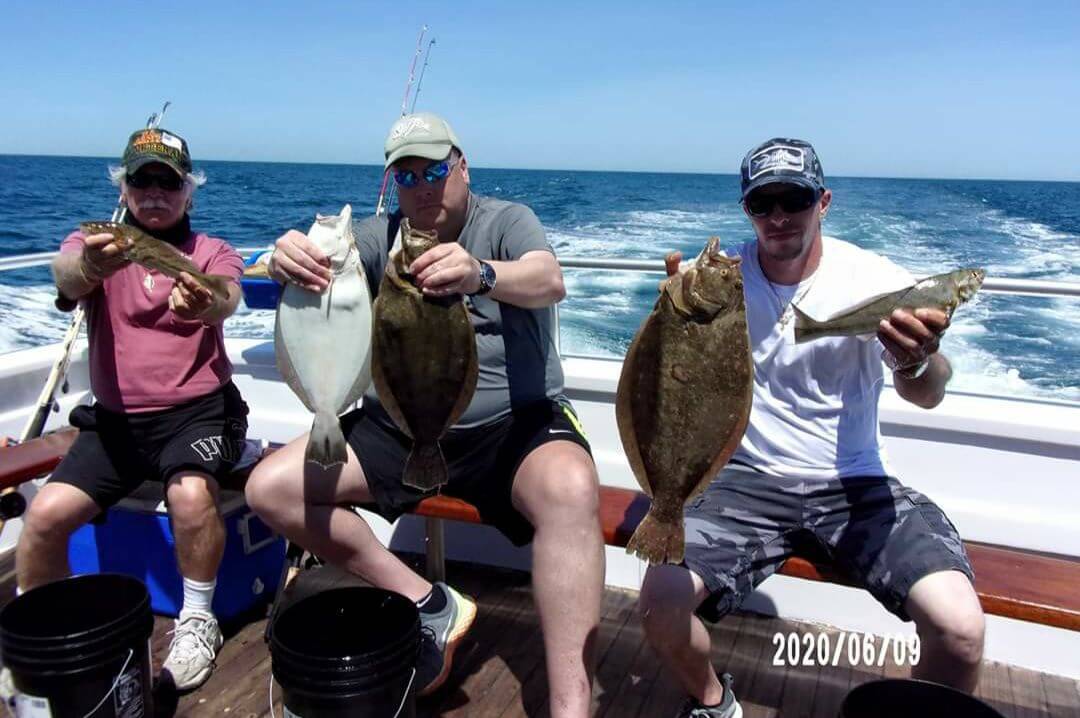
xmin=2 ymin=553 xmax=1079 ymax=717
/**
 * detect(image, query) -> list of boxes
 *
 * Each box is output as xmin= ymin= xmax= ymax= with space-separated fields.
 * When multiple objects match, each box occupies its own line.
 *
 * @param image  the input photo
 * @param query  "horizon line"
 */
xmin=1 ymin=151 xmax=1078 ymax=185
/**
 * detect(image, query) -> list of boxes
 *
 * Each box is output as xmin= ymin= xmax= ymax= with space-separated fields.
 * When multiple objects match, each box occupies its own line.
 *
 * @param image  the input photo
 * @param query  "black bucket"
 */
xmin=841 ymin=678 xmax=1006 ymax=718
xmin=1 ymin=573 xmax=154 ymax=717
xmin=271 ymin=587 xmax=421 ymax=718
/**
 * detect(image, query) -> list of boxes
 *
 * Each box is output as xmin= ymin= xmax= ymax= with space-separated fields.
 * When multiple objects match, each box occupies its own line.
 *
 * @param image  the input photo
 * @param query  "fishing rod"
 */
xmin=410 ymin=38 xmax=436 ymax=114
xmin=375 ymin=26 xmax=433 ymax=218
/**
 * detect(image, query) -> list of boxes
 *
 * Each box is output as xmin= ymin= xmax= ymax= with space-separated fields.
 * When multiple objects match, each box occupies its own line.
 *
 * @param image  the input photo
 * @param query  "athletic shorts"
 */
xmin=683 ymin=466 xmax=975 ymax=622
xmin=47 ymin=382 xmax=249 ymax=511
xmin=342 ymin=398 xmax=592 ymax=546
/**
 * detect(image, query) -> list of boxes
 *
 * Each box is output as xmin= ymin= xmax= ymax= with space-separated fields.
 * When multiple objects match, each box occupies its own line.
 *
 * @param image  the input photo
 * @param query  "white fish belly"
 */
xmin=276 ymin=267 xmax=372 ymax=415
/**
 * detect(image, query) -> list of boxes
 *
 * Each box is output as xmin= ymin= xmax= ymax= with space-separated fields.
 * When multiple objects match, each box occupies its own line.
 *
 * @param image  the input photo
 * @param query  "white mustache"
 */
xmin=138 ymin=200 xmax=173 ymax=210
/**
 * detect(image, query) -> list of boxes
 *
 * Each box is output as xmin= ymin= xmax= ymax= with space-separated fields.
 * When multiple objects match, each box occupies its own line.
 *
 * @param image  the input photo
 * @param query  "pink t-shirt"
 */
xmin=60 ymin=228 xmax=244 ymax=413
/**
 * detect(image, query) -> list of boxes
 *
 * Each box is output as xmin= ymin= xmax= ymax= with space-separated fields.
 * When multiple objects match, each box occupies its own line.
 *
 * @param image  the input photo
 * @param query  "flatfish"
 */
xmin=79 ymin=221 xmax=231 ymax=300
xmin=616 ymin=237 xmax=753 ymax=564
xmin=371 ymin=218 xmax=478 ymax=490
xmin=793 ymin=268 xmax=985 ymax=343
xmin=275 ymin=205 xmax=373 ymax=467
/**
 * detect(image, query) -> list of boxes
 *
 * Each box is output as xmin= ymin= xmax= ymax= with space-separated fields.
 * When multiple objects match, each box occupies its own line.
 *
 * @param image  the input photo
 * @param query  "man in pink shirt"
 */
xmin=15 ymin=128 xmax=248 ymax=691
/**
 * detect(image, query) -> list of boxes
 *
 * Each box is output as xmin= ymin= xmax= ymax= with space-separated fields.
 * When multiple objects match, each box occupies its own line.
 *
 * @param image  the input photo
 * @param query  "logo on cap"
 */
xmin=749 ymin=145 xmax=805 ymax=180
xmin=390 ymin=117 xmax=432 ymax=141
xmin=132 ymin=130 xmax=163 ymax=148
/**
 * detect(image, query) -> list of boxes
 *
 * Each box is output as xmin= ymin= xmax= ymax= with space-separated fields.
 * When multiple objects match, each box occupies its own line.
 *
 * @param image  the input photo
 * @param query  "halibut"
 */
xmin=616 ymin=237 xmax=753 ymax=564
xmin=371 ymin=219 xmax=478 ymax=491
xmin=275 ymin=205 xmax=373 ymax=467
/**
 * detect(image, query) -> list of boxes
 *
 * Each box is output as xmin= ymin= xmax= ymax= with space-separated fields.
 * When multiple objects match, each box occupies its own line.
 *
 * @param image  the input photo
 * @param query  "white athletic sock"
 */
xmin=180 ymin=577 xmax=216 ymax=618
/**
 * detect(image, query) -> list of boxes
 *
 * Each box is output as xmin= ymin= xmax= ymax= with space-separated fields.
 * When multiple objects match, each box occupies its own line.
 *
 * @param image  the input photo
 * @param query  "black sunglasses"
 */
xmin=126 ymin=171 xmax=185 ymax=192
xmin=744 ymin=186 xmax=819 ymax=217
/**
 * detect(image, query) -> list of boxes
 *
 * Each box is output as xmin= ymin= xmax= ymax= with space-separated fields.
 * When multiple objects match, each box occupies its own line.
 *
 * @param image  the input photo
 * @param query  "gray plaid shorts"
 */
xmin=683 ymin=465 xmax=974 ymax=622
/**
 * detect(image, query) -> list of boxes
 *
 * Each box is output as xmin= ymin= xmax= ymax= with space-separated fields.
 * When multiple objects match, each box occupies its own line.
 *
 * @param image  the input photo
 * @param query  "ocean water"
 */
xmin=1 ymin=154 xmax=1077 ymax=402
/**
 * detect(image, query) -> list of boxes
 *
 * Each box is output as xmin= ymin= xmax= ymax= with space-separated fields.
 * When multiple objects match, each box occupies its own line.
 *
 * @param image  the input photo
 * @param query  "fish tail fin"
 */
xmin=402 ymin=442 xmax=449 ymax=491
xmin=625 ymin=510 xmax=684 ymax=565
xmin=791 ymin=304 xmax=827 ymax=343
xmin=305 ymin=411 xmax=347 ymax=468
xmin=202 ymin=274 xmax=233 ymax=301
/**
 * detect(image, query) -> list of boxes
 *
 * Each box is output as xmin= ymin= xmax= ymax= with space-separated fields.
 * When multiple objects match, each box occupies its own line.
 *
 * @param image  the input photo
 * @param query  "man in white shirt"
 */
xmin=639 ymin=138 xmax=984 ymax=718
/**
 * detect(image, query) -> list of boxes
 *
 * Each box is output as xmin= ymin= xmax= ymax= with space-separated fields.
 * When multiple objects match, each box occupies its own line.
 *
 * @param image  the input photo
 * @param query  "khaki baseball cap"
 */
xmin=384 ymin=112 xmax=462 ymax=169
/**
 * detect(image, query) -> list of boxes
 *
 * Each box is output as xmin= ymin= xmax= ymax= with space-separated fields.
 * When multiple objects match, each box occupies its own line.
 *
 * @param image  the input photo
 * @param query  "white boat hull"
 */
xmin=2 ymin=337 xmax=1078 ymax=678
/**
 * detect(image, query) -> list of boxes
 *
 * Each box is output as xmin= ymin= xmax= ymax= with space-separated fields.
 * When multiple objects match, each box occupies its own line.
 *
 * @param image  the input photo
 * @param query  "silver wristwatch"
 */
xmin=881 ymin=349 xmax=929 ymax=379
xmin=470 ymin=260 xmax=496 ymax=296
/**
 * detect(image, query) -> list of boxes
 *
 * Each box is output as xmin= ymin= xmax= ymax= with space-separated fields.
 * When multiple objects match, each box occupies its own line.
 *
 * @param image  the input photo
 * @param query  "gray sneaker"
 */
xmin=676 ymin=673 xmax=743 ymax=718
xmin=161 ymin=610 xmax=223 ymax=691
xmin=415 ymin=582 xmax=477 ymax=696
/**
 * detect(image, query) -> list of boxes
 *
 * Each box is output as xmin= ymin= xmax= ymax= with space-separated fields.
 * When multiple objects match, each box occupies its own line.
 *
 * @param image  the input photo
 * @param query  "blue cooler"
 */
xmin=241 ymin=250 xmax=283 ymax=309
xmin=69 ymin=483 xmax=286 ymax=622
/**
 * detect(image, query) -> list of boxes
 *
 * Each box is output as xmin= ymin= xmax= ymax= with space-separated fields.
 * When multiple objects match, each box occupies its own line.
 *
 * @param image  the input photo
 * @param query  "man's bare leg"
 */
xmin=15 ymin=482 xmax=100 ymax=591
xmin=512 ymin=441 xmax=603 ymax=718
xmin=166 ymin=471 xmax=225 ymax=582
xmin=245 ymin=433 xmax=430 ymax=600
xmin=640 ymin=564 xmax=726 ymax=706
xmin=906 ymin=570 xmax=985 ymax=693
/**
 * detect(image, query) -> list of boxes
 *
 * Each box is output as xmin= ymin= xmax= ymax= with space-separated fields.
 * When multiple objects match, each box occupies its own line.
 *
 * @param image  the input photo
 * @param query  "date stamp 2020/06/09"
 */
xmin=771 ymin=631 xmax=920 ymax=668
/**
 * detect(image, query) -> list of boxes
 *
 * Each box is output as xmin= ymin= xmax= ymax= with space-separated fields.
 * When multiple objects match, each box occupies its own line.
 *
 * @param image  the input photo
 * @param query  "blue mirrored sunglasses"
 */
xmin=392 ymin=156 xmax=458 ymax=189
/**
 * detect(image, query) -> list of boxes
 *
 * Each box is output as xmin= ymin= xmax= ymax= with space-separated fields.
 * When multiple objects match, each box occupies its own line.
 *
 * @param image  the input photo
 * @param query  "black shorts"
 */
xmin=48 ymin=382 xmax=249 ymax=511
xmin=683 ymin=467 xmax=975 ymax=622
xmin=342 ymin=399 xmax=592 ymax=546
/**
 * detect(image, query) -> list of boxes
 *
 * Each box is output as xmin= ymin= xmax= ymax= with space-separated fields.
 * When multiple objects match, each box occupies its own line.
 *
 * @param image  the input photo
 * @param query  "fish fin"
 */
xmin=614 ymin=326 xmax=653 ymax=498
xmin=305 ymin=411 xmax=347 ymax=468
xmin=402 ymin=442 xmax=448 ymax=490
xmin=791 ymin=304 xmax=826 ymax=343
xmin=201 ymin=274 xmax=233 ymax=301
xmin=274 ymin=303 xmax=316 ymax=412
xmin=625 ymin=510 xmax=684 ymax=565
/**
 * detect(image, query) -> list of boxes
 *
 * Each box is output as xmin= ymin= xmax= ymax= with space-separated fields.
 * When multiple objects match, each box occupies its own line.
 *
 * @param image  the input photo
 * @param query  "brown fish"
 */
xmin=616 ymin=237 xmax=753 ymax=564
xmin=371 ymin=219 xmax=478 ymax=490
xmin=793 ymin=267 xmax=985 ymax=343
xmin=79 ymin=221 xmax=231 ymax=300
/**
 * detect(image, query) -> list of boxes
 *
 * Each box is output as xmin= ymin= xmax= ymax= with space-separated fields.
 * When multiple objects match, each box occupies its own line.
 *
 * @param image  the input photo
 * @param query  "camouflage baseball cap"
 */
xmin=384 ymin=112 xmax=462 ymax=169
xmin=121 ymin=128 xmax=192 ymax=176
xmin=740 ymin=138 xmax=825 ymax=199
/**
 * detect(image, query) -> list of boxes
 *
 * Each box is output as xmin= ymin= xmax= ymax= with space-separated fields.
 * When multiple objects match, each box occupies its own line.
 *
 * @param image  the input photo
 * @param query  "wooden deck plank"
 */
xmin=1008 ymin=664 xmax=1051 ymax=718
xmin=1041 ymin=672 xmax=1080 ymax=718
xmin=2 ymin=553 xmax=1080 ymax=717
xmin=977 ymin=659 xmax=1018 ymax=718
xmin=433 ymin=571 xmax=537 ymax=717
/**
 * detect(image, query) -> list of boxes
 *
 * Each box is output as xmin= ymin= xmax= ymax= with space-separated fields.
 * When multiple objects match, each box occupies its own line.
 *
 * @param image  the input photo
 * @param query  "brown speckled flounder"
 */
xmin=371 ymin=218 xmax=478 ymax=491
xmin=616 ymin=237 xmax=753 ymax=564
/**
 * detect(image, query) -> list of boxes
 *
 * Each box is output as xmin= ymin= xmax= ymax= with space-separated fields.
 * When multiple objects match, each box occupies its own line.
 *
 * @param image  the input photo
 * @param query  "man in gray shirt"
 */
xmin=247 ymin=113 xmax=603 ymax=718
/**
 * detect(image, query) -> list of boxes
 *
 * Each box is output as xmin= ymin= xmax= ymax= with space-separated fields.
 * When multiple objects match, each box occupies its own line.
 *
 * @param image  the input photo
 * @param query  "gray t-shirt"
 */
xmin=354 ymin=193 xmax=565 ymax=428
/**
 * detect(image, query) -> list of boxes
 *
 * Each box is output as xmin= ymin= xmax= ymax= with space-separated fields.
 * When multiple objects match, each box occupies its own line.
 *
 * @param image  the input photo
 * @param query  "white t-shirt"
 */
xmin=727 ymin=236 xmax=914 ymax=479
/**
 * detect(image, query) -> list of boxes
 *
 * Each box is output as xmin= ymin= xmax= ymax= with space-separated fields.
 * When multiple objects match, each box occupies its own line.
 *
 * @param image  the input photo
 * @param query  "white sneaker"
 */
xmin=0 ymin=666 xmax=14 ymax=707
xmin=161 ymin=610 xmax=223 ymax=691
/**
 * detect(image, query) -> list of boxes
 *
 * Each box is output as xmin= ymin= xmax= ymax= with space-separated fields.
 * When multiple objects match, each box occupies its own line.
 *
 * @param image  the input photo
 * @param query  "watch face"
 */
xmin=480 ymin=261 xmax=496 ymax=291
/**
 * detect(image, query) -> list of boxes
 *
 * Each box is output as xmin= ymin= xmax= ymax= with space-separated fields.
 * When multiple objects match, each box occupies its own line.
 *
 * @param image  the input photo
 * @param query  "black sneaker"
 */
xmin=415 ymin=582 xmax=477 ymax=696
xmin=675 ymin=673 xmax=743 ymax=718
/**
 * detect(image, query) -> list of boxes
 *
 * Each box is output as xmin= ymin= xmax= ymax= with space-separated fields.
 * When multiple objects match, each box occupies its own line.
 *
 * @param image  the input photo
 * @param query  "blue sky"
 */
xmin=2 ymin=1 xmax=1078 ymax=180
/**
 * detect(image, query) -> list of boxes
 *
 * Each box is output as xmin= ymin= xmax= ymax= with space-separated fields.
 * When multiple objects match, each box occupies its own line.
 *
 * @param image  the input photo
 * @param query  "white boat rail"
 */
xmin=2 ymin=249 xmax=1078 ymax=298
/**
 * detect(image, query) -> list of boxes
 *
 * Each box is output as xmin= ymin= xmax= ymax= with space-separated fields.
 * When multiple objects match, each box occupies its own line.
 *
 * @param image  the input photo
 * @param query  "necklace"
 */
xmin=765 ymin=271 xmax=819 ymax=328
